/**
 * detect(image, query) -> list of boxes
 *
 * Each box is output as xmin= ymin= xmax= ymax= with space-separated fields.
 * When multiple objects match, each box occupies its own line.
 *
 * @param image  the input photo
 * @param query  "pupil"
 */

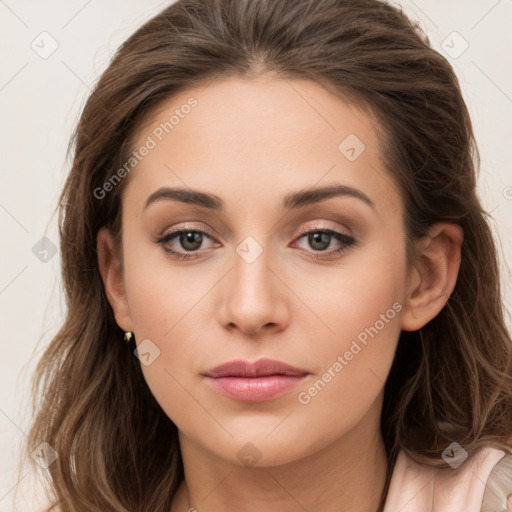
xmin=181 ymin=231 xmax=202 ymax=250
xmin=309 ymin=232 xmax=329 ymax=251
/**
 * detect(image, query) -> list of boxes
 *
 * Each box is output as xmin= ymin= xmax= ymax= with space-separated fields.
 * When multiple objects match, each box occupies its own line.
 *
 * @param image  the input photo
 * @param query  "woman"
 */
xmin=28 ymin=0 xmax=512 ymax=510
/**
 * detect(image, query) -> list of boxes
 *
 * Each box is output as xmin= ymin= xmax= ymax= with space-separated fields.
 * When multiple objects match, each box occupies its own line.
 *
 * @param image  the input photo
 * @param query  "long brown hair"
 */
xmin=27 ymin=0 xmax=512 ymax=510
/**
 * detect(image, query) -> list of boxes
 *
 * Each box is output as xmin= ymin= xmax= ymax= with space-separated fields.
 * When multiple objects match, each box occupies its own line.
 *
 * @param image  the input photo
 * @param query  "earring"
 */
xmin=124 ymin=331 xmax=133 ymax=343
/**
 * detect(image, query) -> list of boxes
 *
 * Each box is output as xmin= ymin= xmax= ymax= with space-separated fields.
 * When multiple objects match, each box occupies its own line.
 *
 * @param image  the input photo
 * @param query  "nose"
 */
xmin=218 ymin=246 xmax=290 ymax=336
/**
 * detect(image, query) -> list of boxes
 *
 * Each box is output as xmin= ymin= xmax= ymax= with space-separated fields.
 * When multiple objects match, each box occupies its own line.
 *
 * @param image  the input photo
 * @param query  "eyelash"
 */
xmin=156 ymin=225 xmax=357 ymax=261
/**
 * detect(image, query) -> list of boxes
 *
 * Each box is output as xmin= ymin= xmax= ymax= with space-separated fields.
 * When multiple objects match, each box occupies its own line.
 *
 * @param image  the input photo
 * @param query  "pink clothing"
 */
xmin=383 ymin=447 xmax=507 ymax=512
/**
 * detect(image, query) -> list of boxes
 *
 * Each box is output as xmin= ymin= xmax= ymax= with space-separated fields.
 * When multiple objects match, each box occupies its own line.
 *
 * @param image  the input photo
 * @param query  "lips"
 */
xmin=202 ymin=358 xmax=309 ymax=402
xmin=203 ymin=358 xmax=309 ymax=378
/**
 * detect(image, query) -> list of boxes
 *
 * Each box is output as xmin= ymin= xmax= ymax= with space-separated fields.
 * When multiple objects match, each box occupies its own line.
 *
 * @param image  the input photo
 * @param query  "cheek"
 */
xmin=294 ymin=230 xmax=406 ymax=353
xmin=122 ymin=232 xmax=202 ymax=339
xmin=289 ymin=242 xmax=405 ymax=447
xmin=121 ymin=263 xmax=201 ymax=433
xmin=120 ymin=237 xmax=219 ymax=428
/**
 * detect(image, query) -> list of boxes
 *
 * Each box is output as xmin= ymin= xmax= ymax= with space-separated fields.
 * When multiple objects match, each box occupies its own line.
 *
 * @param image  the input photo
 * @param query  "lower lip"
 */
xmin=205 ymin=375 xmax=307 ymax=402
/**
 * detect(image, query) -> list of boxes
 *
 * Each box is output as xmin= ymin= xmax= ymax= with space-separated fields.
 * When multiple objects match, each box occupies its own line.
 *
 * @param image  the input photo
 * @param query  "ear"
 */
xmin=401 ymin=222 xmax=463 ymax=332
xmin=97 ymin=227 xmax=134 ymax=332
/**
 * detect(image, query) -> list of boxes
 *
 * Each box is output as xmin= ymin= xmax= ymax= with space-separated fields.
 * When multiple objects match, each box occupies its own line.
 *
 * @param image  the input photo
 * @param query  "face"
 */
xmin=107 ymin=76 xmax=412 ymax=466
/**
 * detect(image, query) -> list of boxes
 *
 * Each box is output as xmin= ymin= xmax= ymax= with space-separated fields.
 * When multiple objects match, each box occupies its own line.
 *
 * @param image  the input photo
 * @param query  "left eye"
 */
xmin=294 ymin=229 xmax=356 ymax=255
xmin=156 ymin=227 xmax=357 ymax=260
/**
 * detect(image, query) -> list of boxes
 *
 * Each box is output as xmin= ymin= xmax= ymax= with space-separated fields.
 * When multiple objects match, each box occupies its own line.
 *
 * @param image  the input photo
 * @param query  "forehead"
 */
xmin=124 ymin=76 xmax=403 ymax=219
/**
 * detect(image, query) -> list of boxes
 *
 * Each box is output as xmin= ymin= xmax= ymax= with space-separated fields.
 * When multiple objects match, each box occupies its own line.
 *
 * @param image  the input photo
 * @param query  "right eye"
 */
xmin=157 ymin=228 xmax=218 ymax=260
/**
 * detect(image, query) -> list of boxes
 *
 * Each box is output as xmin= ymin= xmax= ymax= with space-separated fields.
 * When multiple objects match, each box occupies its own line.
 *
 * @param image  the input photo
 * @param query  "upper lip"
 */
xmin=203 ymin=358 xmax=309 ymax=378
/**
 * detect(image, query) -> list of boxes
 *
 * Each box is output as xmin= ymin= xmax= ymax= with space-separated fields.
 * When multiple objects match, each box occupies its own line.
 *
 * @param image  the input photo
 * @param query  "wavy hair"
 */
xmin=27 ymin=0 xmax=512 ymax=510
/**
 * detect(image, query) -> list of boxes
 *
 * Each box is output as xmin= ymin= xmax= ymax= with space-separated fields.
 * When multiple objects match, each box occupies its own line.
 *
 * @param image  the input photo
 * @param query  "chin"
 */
xmin=195 ymin=422 xmax=333 ymax=469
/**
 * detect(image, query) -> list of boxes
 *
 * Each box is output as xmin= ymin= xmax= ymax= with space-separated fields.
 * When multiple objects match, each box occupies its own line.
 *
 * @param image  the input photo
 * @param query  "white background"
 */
xmin=1 ymin=0 xmax=511 ymax=509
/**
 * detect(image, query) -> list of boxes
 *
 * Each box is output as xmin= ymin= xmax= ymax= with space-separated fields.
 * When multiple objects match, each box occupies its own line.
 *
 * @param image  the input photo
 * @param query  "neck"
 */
xmin=171 ymin=401 xmax=389 ymax=512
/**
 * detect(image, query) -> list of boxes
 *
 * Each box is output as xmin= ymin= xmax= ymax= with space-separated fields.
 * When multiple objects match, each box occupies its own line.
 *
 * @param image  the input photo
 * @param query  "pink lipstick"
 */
xmin=202 ymin=358 xmax=309 ymax=402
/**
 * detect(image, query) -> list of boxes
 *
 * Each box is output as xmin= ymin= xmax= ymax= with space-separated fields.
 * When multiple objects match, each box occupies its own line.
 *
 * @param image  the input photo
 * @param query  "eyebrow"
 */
xmin=143 ymin=183 xmax=375 ymax=212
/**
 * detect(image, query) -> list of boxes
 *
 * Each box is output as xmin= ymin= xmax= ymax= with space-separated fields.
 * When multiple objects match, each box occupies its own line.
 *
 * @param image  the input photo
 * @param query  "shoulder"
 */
xmin=482 ymin=451 xmax=512 ymax=512
xmin=383 ymin=446 xmax=511 ymax=512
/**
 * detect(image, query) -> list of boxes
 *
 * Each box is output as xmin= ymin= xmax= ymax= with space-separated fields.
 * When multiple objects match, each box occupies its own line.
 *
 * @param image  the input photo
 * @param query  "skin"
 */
xmin=97 ymin=75 xmax=463 ymax=512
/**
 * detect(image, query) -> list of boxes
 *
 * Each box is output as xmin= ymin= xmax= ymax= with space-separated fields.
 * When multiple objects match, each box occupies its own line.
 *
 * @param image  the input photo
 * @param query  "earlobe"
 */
xmin=401 ymin=222 xmax=463 ymax=332
xmin=97 ymin=227 xmax=134 ymax=333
